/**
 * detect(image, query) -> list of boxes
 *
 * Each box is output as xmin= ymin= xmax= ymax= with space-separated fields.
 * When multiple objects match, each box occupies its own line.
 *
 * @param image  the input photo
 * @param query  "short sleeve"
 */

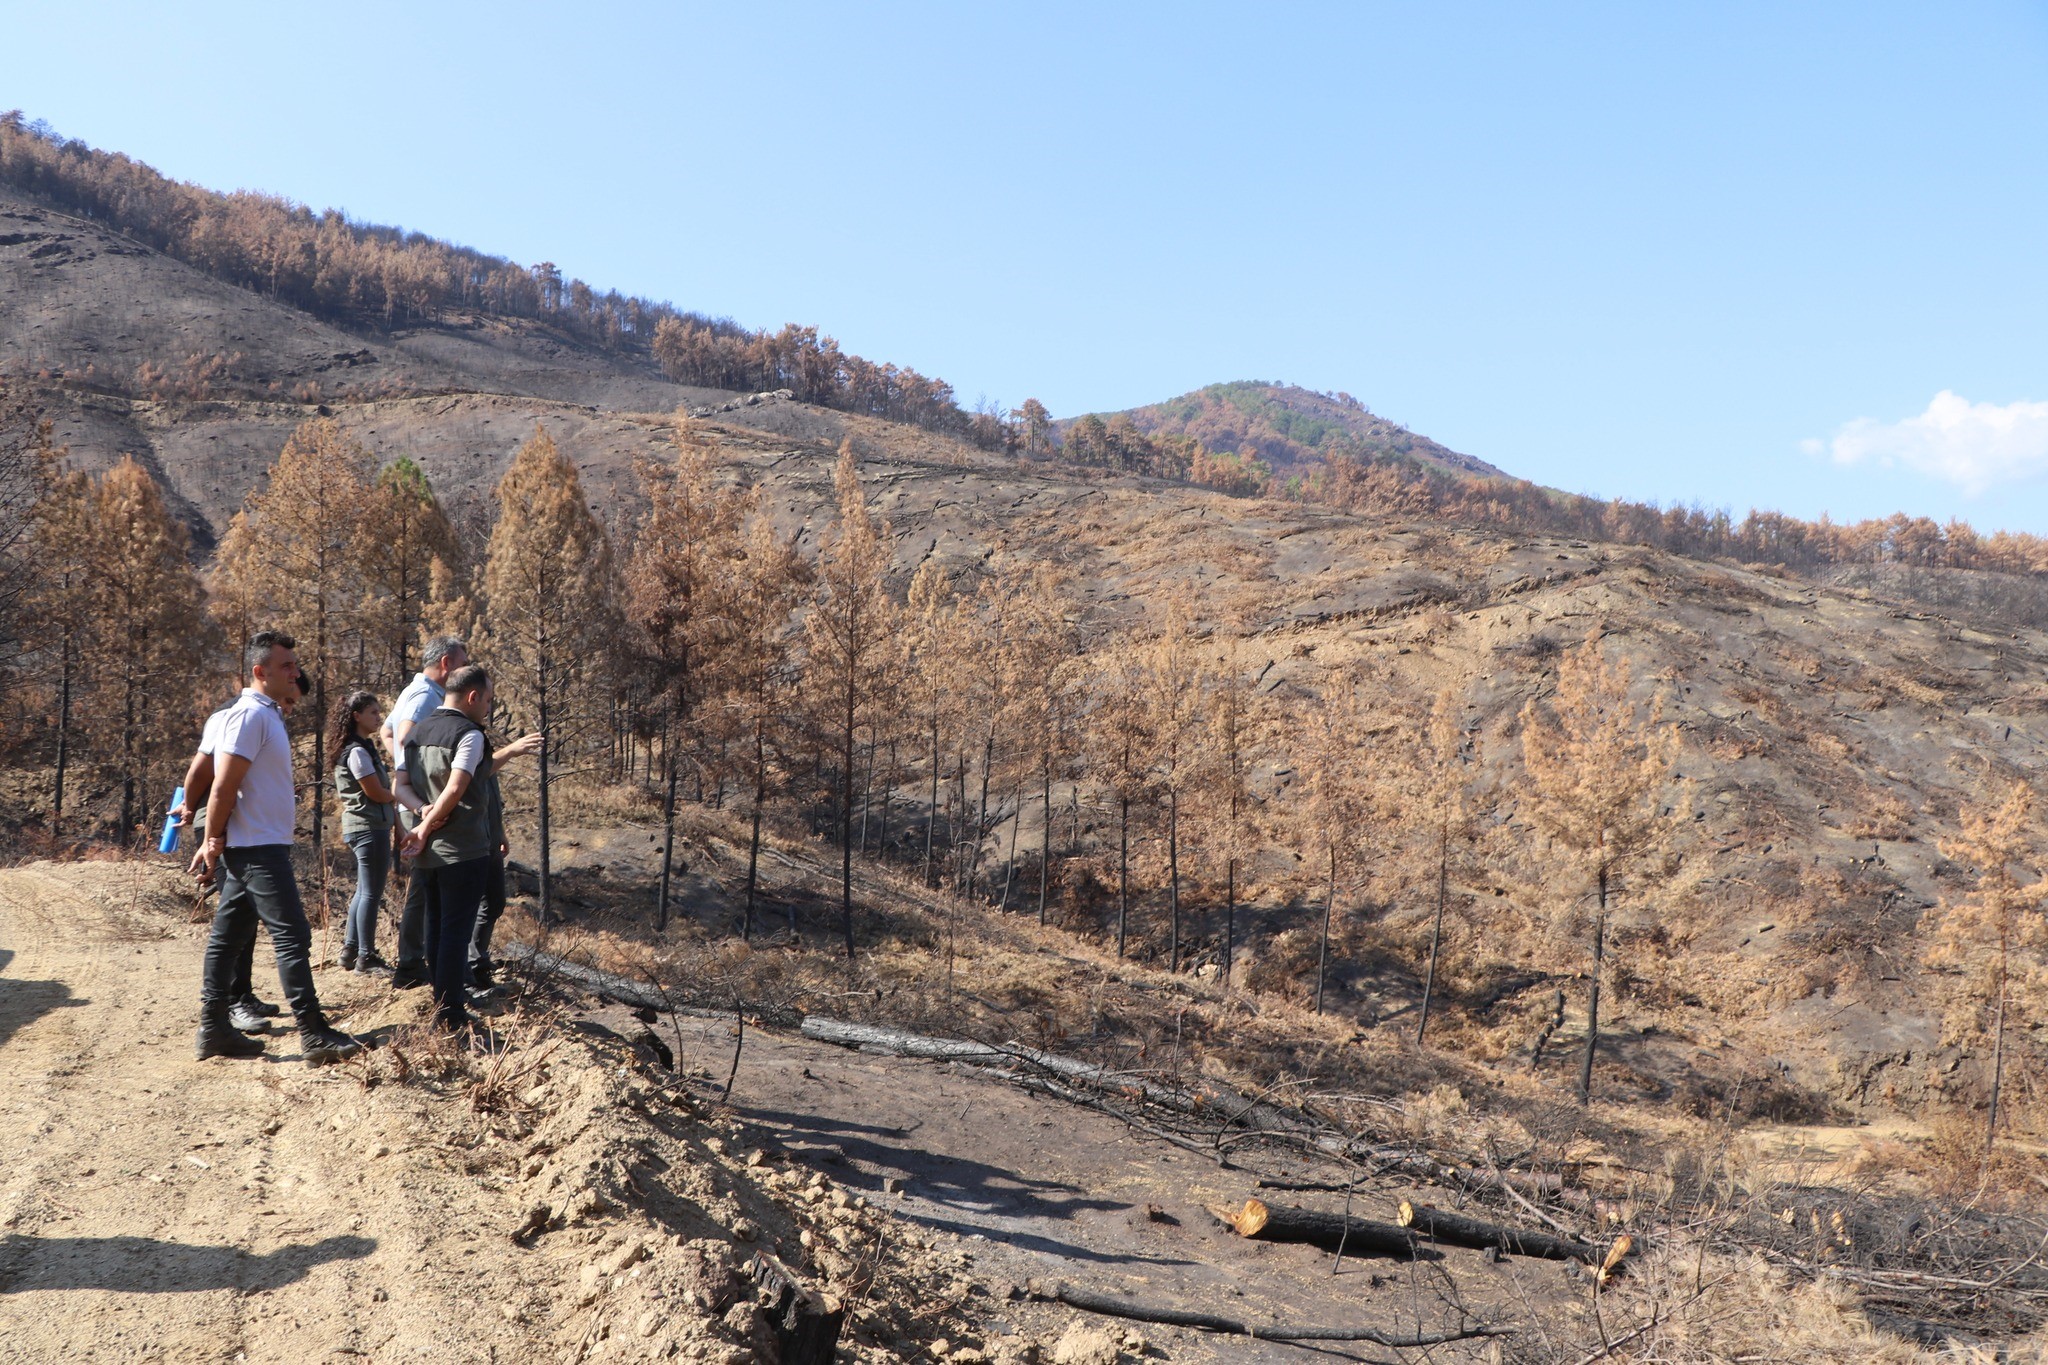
xmin=346 ymin=747 xmax=378 ymax=780
xmin=452 ymin=730 xmax=487 ymax=775
xmin=198 ymin=711 xmax=227 ymax=756
xmin=218 ymin=706 xmax=269 ymax=764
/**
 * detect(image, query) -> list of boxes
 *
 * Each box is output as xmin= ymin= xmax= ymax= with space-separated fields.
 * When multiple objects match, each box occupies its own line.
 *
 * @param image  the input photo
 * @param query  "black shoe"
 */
xmin=355 ymin=952 xmax=392 ymax=976
xmin=227 ymin=1001 xmax=272 ymax=1034
xmin=390 ymin=963 xmax=430 ymax=990
xmin=300 ymin=1023 xmax=367 ymax=1067
xmin=468 ymin=958 xmax=495 ymax=989
xmin=238 ymin=993 xmax=283 ymax=1018
xmin=339 ymin=948 xmax=358 ymax=972
xmin=195 ymin=1005 xmax=267 ymax=1060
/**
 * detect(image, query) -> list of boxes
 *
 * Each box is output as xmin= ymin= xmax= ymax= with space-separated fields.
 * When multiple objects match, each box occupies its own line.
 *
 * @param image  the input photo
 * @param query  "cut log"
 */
xmin=1031 ymin=1281 xmax=1512 ymax=1346
xmin=748 ymin=1252 xmax=843 ymax=1365
xmin=1216 ymin=1198 xmax=1421 ymax=1260
xmin=1396 ymin=1198 xmax=1594 ymax=1262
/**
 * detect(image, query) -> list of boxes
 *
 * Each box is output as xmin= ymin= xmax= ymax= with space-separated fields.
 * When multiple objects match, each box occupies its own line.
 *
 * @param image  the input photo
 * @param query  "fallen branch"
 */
xmin=1213 ymin=1197 xmax=1421 ymax=1260
xmin=1034 ymin=1281 xmax=1511 ymax=1346
xmin=1397 ymin=1199 xmax=1595 ymax=1263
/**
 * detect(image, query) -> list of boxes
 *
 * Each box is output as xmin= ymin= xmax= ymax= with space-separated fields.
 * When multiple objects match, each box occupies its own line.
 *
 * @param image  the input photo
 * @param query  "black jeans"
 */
xmin=395 ymin=820 xmax=428 ymax=971
xmin=468 ymin=853 xmax=506 ymax=980
xmin=419 ymin=857 xmax=489 ymax=1029
xmin=202 ymin=845 xmax=322 ymax=1028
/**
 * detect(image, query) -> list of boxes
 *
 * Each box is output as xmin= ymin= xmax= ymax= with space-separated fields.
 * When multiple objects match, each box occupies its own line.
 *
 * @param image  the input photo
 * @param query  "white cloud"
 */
xmin=1808 ymin=391 xmax=2048 ymax=495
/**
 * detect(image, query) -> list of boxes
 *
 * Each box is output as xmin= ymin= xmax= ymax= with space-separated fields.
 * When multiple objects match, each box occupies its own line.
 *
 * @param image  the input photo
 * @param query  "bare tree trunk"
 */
xmin=745 ymin=711 xmax=766 ymax=942
xmin=657 ymin=730 xmax=678 ymax=933
xmin=998 ymin=779 xmax=1022 ymax=912
xmin=1037 ymin=754 xmax=1053 ymax=926
xmin=1417 ymin=826 xmax=1449 ymax=1046
xmin=1117 ymin=795 xmax=1130 ymax=959
xmin=839 ymin=670 xmax=856 ymax=959
xmin=537 ymin=670 xmax=554 ymax=930
xmin=52 ymin=624 xmax=72 ymax=842
xmin=1577 ymin=861 xmax=1607 ymax=1106
xmin=966 ymin=731 xmax=993 ymax=900
xmin=923 ymin=716 xmax=939 ymax=887
xmin=121 ymin=660 xmax=137 ymax=836
xmin=1988 ymin=934 xmax=2009 ymax=1151
xmin=858 ymin=728 xmax=876 ymax=856
xmin=1222 ymin=856 xmax=1236 ymax=990
xmin=878 ymin=739 xmax=896 ymax=862
xmin=1167 ymin=787 xmax=1181 ymax=973
xmin=1316 ymin=845 xmax=1335 ymax=1015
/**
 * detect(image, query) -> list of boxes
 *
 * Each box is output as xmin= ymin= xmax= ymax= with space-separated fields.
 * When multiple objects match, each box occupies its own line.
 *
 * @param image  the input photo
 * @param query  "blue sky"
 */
xmin=6 ymin=2 xmax=2048 ymax=529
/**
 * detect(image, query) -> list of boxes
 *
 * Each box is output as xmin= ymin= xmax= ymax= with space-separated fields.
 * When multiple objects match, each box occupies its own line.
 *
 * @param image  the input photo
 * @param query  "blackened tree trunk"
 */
xmin=657 ymin=733 xmax=679 ymax=933
xmin=1167 ymin=788 xmax=1181 ymax=973
xmin=1417 ymin=824 xmax=1449 ymax=1046
xmin=1315 ymin=845 xmax=1336 ymax=1015
xmin=1037 ymin=755 xmax=1053 ymax=926
xmin=1576 ymin=859 xmax=1607 ymax=1105
xmin=1117 ymin=795 xmax=1131 ymax=959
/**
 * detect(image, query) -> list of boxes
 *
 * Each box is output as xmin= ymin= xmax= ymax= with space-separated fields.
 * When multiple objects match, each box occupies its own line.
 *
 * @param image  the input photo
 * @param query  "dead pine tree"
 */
xmin=904 ymin=560 xmax=961 ymax=890
xmin=726 ymin=515 xmax=806 ymax=942
xmin=1298 ymin=683 xmax=1373 ymax=1015
xmin=363 ymin=455 xmax=462 ymax=687
xmin=1013 ymin=569 xmax=1083 ymax=926
xmin=1413 ymin=686 xmax=1477 ymax=1046
xmin=804 ymin=439 xmax=896 ymax=959
xmin=625 ymin=417 xmax=746 ymax=932
xmin=1931 ymin=779 xmax=2047 ymax=1151
xmin=25 ymin=432 xmax=90 ymax=841
xmin=1201 ymin=635 xmax=1259 ymax=991
xmin=481 ymin=425 xmax=622 ymax=930
xmin=1089 ymin=634 xmax=1152 ymax=959
xmin=1519 ymin=629 xmax=1678 ymax=1105
xmin=1143 ymin=595 xmax=1202 ymax=973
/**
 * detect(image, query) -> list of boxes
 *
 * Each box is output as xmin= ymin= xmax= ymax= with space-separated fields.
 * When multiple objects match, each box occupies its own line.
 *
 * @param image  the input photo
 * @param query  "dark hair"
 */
xmin=422 ymin=636 xmax=467 ymax=671
xmin=326 ymin=691 xmax=379 ymax=763
xmin=444 ymin=664 xmax=490 ymax=697
xmin=246 ymin=630 xmax=297 ymax=673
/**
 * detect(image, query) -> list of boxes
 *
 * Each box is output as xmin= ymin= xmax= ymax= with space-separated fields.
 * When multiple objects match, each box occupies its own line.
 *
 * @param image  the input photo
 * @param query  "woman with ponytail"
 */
xmin=329 ymin=691 xmax=396 ymax=973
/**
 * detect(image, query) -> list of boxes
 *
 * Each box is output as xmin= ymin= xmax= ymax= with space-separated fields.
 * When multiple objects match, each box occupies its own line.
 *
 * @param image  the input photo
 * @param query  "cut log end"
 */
xmin=1234 ymin=1198 xmax=1271 ymax=1238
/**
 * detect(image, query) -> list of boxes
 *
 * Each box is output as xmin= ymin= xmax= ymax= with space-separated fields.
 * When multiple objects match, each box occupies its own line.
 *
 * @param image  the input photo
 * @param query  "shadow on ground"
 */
xmin=0 ymin=1233 xmax=374 ymax=1294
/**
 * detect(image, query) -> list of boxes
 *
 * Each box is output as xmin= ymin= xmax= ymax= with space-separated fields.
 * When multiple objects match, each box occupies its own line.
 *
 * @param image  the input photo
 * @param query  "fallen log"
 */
xmin=749 ymin=1252 xmax=843 ymax=1365
xmin=1397 ymin=1198 xmax=1594 ymax=1262
xmin=1033 ymin=1282 xmax=1510 ymax=1346
xmin=1215 ymin=1197 xmax=1421 ymax=1260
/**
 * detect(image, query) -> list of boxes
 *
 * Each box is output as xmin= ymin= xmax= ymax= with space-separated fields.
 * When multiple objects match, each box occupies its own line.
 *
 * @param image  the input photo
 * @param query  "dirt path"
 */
xmin=0 ymin=861 xmax=1526 ymax=1363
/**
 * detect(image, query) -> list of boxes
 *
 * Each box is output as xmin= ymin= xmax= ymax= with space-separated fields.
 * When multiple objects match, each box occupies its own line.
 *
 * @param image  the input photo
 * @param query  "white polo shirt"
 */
xmin=196 ymin=705 xmax=232 ymax=758
xmin=215 ymin=688 xmax=297 ymax=847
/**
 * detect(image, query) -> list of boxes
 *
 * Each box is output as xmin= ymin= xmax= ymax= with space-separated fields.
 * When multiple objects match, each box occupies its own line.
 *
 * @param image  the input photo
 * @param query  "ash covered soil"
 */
xmin=0 ymin=862 xmax=1545 ymax=1364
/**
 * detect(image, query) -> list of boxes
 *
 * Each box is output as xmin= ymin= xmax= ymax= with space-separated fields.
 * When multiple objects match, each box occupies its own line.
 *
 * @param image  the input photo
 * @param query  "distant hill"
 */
xmin=1071 ymin=381 xmax=1505 ymax=481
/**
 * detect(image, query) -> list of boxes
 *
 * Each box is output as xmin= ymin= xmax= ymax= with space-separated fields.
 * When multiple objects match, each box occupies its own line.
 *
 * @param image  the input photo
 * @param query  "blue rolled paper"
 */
xmin=159 ymin=785 xmax=186 ymax=853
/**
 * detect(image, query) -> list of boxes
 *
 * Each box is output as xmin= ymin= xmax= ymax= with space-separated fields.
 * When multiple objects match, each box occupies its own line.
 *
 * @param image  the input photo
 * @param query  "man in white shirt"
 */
xmin=173 ymin=689 xmax=284 ymax=1035
xmin=383 ymin=636 xmax=469 ymax=990
xmin=194 ymin=630 xmax=370 ymax=1066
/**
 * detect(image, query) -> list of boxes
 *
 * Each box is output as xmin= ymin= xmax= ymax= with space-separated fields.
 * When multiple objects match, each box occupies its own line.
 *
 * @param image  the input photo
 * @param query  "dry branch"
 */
xmin=1032 ymin=1281 xmax=1511 ymax=1346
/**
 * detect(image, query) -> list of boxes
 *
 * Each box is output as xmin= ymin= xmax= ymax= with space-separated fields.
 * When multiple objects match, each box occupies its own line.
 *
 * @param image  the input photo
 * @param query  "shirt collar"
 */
xmin=240 ymin=687 xmax=282 ymax=713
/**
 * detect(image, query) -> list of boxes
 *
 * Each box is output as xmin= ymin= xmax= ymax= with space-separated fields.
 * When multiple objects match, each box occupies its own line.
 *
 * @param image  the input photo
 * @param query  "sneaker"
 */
xmin=389 ymin=963 xmax=430 ymax=991
xmin=238 ymin=992 xmax=283 ymax=1018
xmin=228 ymin=1001 xmax=272 ymax=1034
xmin=355 ymin=952 xmax=392 ymax=976
xmin=300 ymin=1024 xmax=367 ymax=1067
xmin=339 ymin=947 xmax=358 ymax=972
xmin=468 ymin=958 xmax=496 ymax=989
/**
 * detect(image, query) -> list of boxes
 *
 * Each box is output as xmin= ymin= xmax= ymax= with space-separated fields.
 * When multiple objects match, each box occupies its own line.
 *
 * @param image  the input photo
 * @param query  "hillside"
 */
xmin=1072 ymin=381 xmax=1504 ymax=480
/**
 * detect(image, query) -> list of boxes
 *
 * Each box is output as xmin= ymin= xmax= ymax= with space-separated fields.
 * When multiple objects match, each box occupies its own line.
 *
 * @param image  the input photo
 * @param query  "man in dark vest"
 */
xmin=396 ymin=665 xmax=537 ymax=1034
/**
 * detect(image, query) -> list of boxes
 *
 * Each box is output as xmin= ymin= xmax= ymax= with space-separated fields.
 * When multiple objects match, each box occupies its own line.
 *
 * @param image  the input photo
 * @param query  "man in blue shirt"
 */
xmin=382 ymin=635 xmax=468 ymax=989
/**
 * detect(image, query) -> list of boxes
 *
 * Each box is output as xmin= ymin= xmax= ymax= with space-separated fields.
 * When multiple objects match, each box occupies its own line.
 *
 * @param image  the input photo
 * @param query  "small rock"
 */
xmin=367 ymin=1143 xmax=389 ymax=1159
xmin=637 ymin=1310 xmax=662 ymax=1338
xmin=500 ymin=1302 xmax=522 ymax=1323
xmin=705 ymin=1137 xmax=727 ymax=1156
xmin=1050 ymin=1321 xmax=1121 ymax=1365
xmin=605 ymin=1239 xmax=648 ymax=1275
xmin=369 ymin=1287 xmax=388 ymax=1303
xmin=932 ymin=1339 xmax=954 ymax=1357
xmin=730 ymin=1218 xmax=758 ymax=1243
xmin=883 ymin=1176 xmax=907 ymax=1194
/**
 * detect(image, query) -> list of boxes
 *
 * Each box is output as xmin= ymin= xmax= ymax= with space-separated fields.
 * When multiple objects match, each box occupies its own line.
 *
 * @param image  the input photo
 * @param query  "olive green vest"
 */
xmin=333 ymin=735 xmax=394 ymax=838
xmin=404 ymin=709 xmax=494 ymax=869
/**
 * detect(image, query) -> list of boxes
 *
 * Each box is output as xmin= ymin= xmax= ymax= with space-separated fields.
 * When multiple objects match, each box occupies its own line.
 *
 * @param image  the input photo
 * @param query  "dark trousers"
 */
xmin=468 ymin=854 xmax=506 ymax=979
xmin=420 ymin=857 xmax=489 ymax=1029
xmin=395 ymin=820 xmax=428 ymax=970
xmin=344 ymin=831 xmax=391 ymax=958
xmin=202 ymin=845 xmax=321 ymax=1029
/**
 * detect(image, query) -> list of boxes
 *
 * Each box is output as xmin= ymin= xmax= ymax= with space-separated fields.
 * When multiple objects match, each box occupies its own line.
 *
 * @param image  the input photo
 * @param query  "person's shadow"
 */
xmin=0 ymin=948 xmax=88 ymax=1050
xmin=0 ymin=1233 xmax=374 ymax=1293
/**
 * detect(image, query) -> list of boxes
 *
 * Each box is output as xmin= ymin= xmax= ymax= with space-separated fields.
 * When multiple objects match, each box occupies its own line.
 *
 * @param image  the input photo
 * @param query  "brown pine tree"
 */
xmin=1141 ymin=595 xmax=1202 ymax=972
xmin=1520 ymin=630 xmax=1679 ymax=1104
xmin=1199 ymin=635 xmax=1260 ymax=988
xmin=625 ymin=417 xmax=748 ymax=931
xmin=1087 ymin=633 xmax=1153 ymax=959
xmin=725 ymin=513 xmax=807 ymax=940
xmin=362 ymin=455 xmax=462 ymax=685
xmin=1931 ymin=780 xmax=2047 ymax=1150
xmin=24 ymin=431 xmax=91 ymax=838
xmin=209 ymin=416 xmax=380 ymax=851
xmin=1413 ymin=686 xmax=1477 ymax=1046
xmin=481 ymin=424 xmax=623 ymax=926
xmin=803 ymin=439 xmax=897 ymax=958
xmin=88 ymin=458 xmax=209 ymax=838
xmin=1297 ymin=681 xmax=1374 ymax=1015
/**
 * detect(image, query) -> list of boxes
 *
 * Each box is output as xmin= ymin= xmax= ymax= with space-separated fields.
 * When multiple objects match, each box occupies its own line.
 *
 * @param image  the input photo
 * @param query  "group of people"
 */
xmin=175 ymin=631 xmax=539 ymax=1063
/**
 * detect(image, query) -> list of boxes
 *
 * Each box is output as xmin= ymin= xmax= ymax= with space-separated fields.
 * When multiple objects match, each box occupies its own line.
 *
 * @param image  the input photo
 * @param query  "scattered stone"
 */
xmin=883 ymin=1176 xmax=907 ymax=1194
xmin=367 ymin=1143 xmax=389 ymax=1159
xmin=1050 ymin=1321 xmax=1121 ymax=1365
xmin=637 ymin=1309 xmax=662 ymax=1338
xmin=509 ymin=1202 xmax=551 ymax=1246
xmin=500 ymin=1302 xmax=522 ymax=1323
xmin=369 ymin=1287 xmax=388 ymax=1304
xmin=730 ymin=1218 xmax=758 ymax=1243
